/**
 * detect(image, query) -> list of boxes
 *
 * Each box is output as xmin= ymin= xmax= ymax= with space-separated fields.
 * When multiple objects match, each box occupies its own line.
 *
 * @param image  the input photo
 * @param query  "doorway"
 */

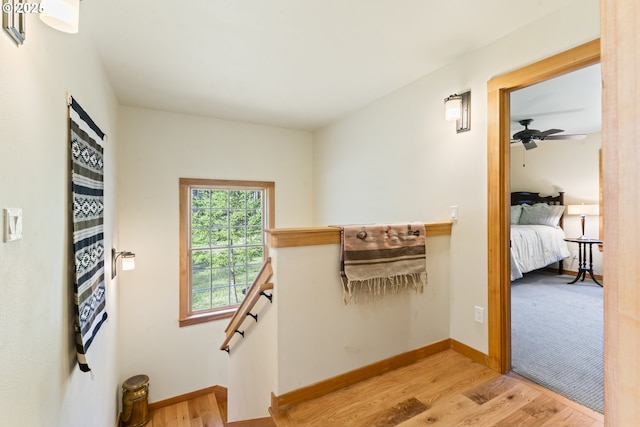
xmin=485 ymin=39 xmax=600 ymax=373
xmin=508 ymin=64 xmax=603 ymax=412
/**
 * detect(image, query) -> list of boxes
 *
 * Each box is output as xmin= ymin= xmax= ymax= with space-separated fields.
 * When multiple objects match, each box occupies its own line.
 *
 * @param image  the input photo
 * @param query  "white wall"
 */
xmin=511 ymin=133 xmax=603 ymax=275
xmin=274 ymin=237 xmax=450 ymax=396
xmin=226 ymin=282 xmax=277 ymax=422
xmin=313 ymin=0 xmax=600 ymax=353
xmin=0 ymin=15 xmax=120 ymax=427
xmin=116 ymin=107 xmax=313 ymax=402
xmin=226 ymin=234 xmax=450 ymax=421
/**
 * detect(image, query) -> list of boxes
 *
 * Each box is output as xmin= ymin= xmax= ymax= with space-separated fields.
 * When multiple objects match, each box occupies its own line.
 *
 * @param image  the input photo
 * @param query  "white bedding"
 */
xmin=510 ymin=224 xmax=570 ymax=281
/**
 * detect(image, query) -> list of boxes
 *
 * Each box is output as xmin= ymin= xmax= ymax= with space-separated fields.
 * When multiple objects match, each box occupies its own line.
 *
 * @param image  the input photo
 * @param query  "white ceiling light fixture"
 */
xmin=40 ymin=0 xmax=80 ymax=34
xmin=444 ymin=91 xmax=471 ymax=133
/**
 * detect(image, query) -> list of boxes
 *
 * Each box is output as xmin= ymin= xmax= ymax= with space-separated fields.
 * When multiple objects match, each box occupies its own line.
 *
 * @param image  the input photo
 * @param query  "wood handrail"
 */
xmin=220 ymin=258 xmax=273 ymax=351
xmin=266 ymin=221 xmax=453 ymax=248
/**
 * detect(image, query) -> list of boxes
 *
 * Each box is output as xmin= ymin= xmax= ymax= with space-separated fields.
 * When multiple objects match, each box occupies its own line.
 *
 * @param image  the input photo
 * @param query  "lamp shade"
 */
xmin=567 ymin=204 xmax=600 ymax=216
xmin=121 ymin=254 xmax=136 ymax=271
xmin=444 ymin=95 xmax=462 ymax=121
xmin=40 ymin=0 xmax=80 ymax=34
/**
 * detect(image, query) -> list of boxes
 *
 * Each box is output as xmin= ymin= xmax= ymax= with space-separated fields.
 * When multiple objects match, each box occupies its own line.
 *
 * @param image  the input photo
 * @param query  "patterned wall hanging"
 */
xmin=69 ymin=95 xmax=107 ymax=372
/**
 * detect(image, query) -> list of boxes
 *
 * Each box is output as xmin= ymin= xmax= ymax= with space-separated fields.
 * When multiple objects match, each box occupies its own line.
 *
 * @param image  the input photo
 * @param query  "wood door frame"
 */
xmin=486 ymin=39 xmax=601 ymax=373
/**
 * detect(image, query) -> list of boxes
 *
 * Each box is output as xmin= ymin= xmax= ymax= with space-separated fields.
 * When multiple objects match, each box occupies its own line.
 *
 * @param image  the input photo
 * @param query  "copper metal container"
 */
xmin=121 ymin=374 xmax=150 ymax=427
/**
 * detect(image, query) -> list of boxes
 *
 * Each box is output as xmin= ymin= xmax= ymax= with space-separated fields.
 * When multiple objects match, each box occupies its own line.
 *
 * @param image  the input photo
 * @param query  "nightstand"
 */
xmin=563 ymin=237 xmax=603 ymax=286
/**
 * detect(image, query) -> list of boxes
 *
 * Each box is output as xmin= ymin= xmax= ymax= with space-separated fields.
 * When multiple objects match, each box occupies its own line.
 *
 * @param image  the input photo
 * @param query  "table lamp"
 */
xmin=567 ymin=204 xmax=600 ymax=239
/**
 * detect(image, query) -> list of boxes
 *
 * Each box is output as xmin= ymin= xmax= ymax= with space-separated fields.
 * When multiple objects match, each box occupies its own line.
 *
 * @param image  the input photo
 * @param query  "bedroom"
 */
xmin=508 ymin=62 xmax=603 ymax=412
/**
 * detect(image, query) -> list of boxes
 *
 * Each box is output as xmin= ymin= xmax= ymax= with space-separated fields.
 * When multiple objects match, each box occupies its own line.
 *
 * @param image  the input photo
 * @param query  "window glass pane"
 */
xmin=230 ymin=209 xmax=246 ymax=227
xmin=246 ymin=226 xmax=262 ymax=244
xmin=229 ymin=227 xmax=246 ymax=246
xmin=192 ymin=269 xmax=211 ymax=290
xmin=191 ymin=228 xmax=210 ymax=248
xmin=211 ymin=209 xmax=228 ymax=227
xmin=248 ymin=246 xmax=264 ymax=263
xmin=211 ymin=228 xmax=229 ymax=247
xmin=229 ymin=191 xmax=245 ymax=209
xmin=232 ymin=268 xmax=248 ymax=285
xmin=247 ymin=208 xmax=262 ymax=227
xmin=247 ymin=263 xmax=262 ymax=279
xmin=228 ymin=284 xmax=245 ymax=305
xmin=210 ymin=190 xmax=228 ymax=209
xmin=192 ymin=288 xmax=212 ymax=311
xmin=247 ymin=190 xmax=262 ymax=209
xmin=211 ymin=285 xmax=231 ymax=307
xmin=191 ymin=250 xmax=211 ymax=269
xmin=191 ymin=189 xmax=210 ymax=209
xmin=211 ymin=248 xmax=230 ymax=267
xmin=191 ymin=208 xmax=210 ymax=229
xmin=212 ymin=267 xmax=230 ymax=287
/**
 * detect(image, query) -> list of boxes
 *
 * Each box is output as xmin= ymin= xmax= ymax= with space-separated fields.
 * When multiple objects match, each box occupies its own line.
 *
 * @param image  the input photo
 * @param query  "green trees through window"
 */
xmin=190 ymin=189 xmax=264 ymax=311
xmin=179 ymin=179 xmax=274 ymax=325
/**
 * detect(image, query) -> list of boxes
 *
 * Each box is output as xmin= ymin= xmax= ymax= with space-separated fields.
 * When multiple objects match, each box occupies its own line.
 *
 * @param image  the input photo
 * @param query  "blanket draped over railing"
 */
xmin=340 ymin=222 xmax=427 ymax=304
xmin=69 ymin=96 xmax=107 ymax=373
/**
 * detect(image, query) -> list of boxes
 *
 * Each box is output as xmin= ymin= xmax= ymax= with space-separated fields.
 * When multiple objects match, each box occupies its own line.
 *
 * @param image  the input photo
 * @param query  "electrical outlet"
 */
xmin=474 ymin=306 xmax=484 ymax=323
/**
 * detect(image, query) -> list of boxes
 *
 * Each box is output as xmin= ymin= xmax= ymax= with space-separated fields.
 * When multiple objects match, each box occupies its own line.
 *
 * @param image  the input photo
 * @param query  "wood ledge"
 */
xmin=266 ymin=222 xmax=453 ymax=248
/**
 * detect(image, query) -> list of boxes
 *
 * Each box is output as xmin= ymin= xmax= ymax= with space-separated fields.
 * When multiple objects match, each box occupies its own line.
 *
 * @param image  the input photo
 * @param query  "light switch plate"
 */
xmin=4 ymin=208 xmax=23 ymax=242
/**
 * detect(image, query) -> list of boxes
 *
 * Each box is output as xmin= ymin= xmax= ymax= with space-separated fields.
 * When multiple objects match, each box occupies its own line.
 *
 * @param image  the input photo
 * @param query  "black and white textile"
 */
xmin=69 ymin=96 xmax=107 ymax=372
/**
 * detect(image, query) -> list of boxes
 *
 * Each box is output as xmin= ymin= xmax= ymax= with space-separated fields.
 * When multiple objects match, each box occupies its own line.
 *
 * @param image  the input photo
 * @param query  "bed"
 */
xmin=510 ymin=191 xmax=571 ymax=281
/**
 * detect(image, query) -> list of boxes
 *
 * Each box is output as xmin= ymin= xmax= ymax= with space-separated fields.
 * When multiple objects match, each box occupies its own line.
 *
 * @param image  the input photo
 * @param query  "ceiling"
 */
xmin=510 ymin=63 xmax=602 ymax=138
xmin=82 ymin=0 xmax=579 ymax=131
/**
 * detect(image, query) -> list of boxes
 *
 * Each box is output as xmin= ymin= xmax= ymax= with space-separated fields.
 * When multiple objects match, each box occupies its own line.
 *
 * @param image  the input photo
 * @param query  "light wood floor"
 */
xmin=271 ymin=350 xmax=604 ymax=427
xmin=146 ymin=392 xmax=226 ymax=427
xmin=143 ymin=349 xmax=603 ymax=427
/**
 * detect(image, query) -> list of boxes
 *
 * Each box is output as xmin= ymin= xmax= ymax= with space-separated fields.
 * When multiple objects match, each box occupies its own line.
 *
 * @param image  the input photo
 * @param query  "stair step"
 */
xmin=146 ymin=390 xmax=226 ymax=427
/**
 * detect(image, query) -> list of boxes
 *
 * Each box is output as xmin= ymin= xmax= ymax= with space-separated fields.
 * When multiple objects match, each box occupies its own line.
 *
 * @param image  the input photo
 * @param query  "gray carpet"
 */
xmin=511 ymin=271 xmax=604 ymax=413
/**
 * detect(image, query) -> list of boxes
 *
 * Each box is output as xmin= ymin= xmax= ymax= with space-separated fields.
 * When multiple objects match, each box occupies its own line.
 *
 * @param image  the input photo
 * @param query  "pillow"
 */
xmin=519 ymin=203 xmax=564 ymax=227
xmin=510 ymin=205 xmax=523 ymax=225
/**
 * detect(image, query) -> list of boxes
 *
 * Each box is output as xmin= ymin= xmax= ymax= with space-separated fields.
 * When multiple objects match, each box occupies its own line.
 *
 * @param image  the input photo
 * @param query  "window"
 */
xmin=179 ymin=178 xmax=274 ymax=326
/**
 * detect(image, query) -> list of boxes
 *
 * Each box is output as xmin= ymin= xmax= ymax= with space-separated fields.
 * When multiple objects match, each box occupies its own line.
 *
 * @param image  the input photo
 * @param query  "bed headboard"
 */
xmin=511 ymin=191 xmax=564 ymax=207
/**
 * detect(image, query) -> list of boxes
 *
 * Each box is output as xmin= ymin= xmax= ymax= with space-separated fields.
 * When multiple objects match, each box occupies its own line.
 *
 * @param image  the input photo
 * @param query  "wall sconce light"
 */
xmin=444 ymin=91 xmax=471 ymax=133
xmin=112 ymin=248 xmax=136 ymax=279
xmin=567 ymin=204 xmax=600 ymax=239
xmin=40 ymin=0 xmax=80 ymax=33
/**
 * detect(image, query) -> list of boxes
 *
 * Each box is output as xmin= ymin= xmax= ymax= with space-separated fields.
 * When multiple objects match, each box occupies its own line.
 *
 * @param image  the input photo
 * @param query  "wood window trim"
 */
xmin=486 ymin=39 xmax=600 ymax=373
xmin=179 ymin=178 xmax=275 ymax=327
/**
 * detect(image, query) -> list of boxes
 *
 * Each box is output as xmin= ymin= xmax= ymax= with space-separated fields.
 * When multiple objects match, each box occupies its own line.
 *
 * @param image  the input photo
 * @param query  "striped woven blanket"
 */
xmin=340 ymin=222 xmax=427 ymax=304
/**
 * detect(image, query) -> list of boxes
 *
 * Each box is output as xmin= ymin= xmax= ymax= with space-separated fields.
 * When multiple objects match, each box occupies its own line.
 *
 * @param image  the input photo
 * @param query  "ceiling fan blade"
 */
xmin=536 ymin=128 xmax=564 ymax=138
xmin=544 ymin=134 xmax=587 ymax=140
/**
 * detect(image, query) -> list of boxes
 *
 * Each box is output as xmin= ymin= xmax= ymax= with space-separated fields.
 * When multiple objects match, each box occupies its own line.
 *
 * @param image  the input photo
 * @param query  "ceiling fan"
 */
xmin=511 ymin=118 xmax=586 ymax=150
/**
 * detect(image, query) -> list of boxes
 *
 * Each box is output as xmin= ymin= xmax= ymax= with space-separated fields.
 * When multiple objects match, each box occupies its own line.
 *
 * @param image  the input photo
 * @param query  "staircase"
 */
xmin=145 ymin=389 xmax=226 ymax=427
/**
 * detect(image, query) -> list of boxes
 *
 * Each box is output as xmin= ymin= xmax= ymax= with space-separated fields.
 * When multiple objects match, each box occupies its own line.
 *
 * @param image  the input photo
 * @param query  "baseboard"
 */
xmin=270 ymin=338 xmax=489 ymax=414
xmin=450 ymin=338 xmax=489 ymax=366
xmin=227 ymin=417 xmax=276 ymax=427
xmin=148 ymin=385 xmax=227 ymax=411
xmin=271 ymin=339 xmax=451 ymax=413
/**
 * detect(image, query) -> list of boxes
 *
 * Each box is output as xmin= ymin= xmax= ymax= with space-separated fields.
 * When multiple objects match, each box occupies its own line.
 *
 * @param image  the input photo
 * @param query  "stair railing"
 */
xmin=220 ymin=257 xmax=273 ymax=353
